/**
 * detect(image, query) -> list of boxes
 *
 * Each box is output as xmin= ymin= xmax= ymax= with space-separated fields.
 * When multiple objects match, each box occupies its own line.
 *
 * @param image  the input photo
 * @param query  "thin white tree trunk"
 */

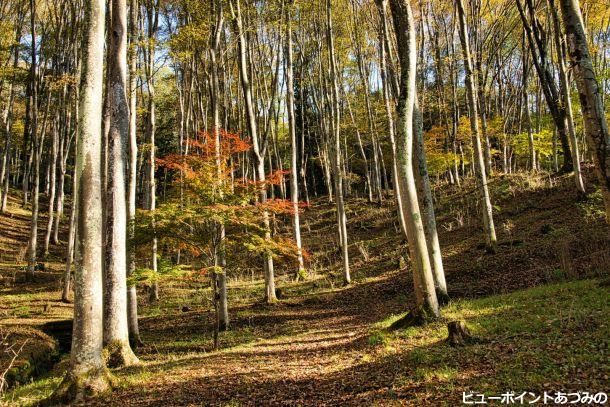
xmin=127 ymin=0 xmax=141 ymax=345
xmin=210 ymin=0 xmax=229 ymax=329
xmin=44 ymin=125 xmax=58 ymax=255
xmin=456 ymin=0 xmax=497 ymax=251
xmin=413 ymin=101 xmax=448 ymax=301
xmin=327 ymin=0 xmax=350 ymax=285
xmin=285 ymin=2 xmax=306 ymax=280
xmin=376 ymin=0 xmax=408 ymax=238
xmin=231 ymin=0 xmax=277 ymax=301
xmin=25 ymin=0 xmax=39 ymax=282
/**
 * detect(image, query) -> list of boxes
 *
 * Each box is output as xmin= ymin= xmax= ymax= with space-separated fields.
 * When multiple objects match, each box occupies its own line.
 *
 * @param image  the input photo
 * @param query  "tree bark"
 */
xmin=210 ymin=0 xmax=229 ymax=328
xmin=375 ymin=0 xmax=408 ymax=238
xmin=126 ymin=0 xmax=141 ymax=346
xmin=389 ymin=0 xmax=440 ymax=320
xmin=559 ymin=0 xmax=610 ymax=220
xmin=25 ymin=0 xmax=40 ymax=282
xmin=231 ymin=0 xmax=277 ymax=301
xmin=413 ymin=101 xmax=448 ymax=302
xmin=285 ymin=1 xmax=306 ymax=280
xmin=549 ymin=0 xmax=585 ymax=193
xmin=44 ymin=123 xmax=58 ymax=255
xmin=49 ymin=0 xmax=112 ymax=400
xmin=516 ymin=0 xmax=574 ymax=173
xmin=103 ymin=0 xmax=139 ymax=367
xmin=326 ymin=0 xmax=350 ymax=285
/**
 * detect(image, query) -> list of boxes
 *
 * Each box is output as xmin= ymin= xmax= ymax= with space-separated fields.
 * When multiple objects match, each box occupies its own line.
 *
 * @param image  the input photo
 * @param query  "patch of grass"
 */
xmin=368 ymin=331 xmax=389 ymax=347
xmin=370 ymin=280 xmax=609 ymax=401
xmin=577 ymin=188 xmax=606 ymax=222
xmin=12 ymin=305 xmax=31 ymax=318
xmin=2 ymin=376 xmax=61 ymax=406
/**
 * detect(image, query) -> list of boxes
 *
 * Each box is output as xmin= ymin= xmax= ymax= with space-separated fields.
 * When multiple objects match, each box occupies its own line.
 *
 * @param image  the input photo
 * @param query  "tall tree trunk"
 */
xmin=522 ymin=37 xmax=537 ymax=172
xmin=559 ymin=0 xmax=610 ymax=220
xmin=456 ymin=0 xmax=497 ymax=251
xmin=61 ymin=138 xmax=77 ymax=303
xmin=49 ymin=0 xmax=112 ymax=400
xmin=25 ymin=0 xmax=40 ymax=282
xmin=389 ymin=0 xmax=440 ymax=320
xmin=144 ymin=1 xmax=159 ymax=302
xmin=0 ymin=28 xmax=21 ymax=213
xmin=62 ymin=69 xmax=81 ymax=304
xmin=210 ymin=0 xmax=229 ymax=329
xmin=103 ymin=0 xmax=139 ymax=367
xmin=413 ymin=101 xmax=448 ymax=302
xmin=375 ymin=0 xmax=408 ymax=237
xmin=44 ymin=124 xmax=58 ymax=255
xmin=54 ymin=92 xmax=71 ymax=245
xmin=127 ymin=0 xmax=141 ymax=345
xmin=327 ymin=0 xmax=350 ymax=285
xmin=285 ymin=1 xmax=306 ymax=280
xmin=549 ymin=0 xmax=585 ymax=193
xmin=231 ymin=0 xmax=277 ymax=301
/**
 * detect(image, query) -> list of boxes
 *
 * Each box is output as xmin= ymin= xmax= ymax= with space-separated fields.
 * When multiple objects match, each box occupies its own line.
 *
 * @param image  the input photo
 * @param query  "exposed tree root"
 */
xmin=389 ymin=305 xmax=438 ymax=330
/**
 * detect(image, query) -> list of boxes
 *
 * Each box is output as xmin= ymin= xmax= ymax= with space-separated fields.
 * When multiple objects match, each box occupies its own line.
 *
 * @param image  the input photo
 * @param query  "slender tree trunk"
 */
xmin=231 ymin=0 xmax=277 ymax=301
xmin=549 ymin=0 xmax=585 ymax=193
xmin=44 ymin=125 xmax=58 ymax=255
xmin=210 ymin=0 xmax=229 ymax=329
xmin=127 ymin=0 xmax=141 ymax=345
xmin=62 ymin=68 xmax=80 ymax=303
xmin=375 ymin=0 xmax=408 ymax=237
xmin=0 ymin=29 xmax=20 ymax=213
xmin=559 ymin=0 xmax=610 ymax=219
xmin=456 ymin=0 xmax=497 ymax=251
xmin=413 ymin=101 xmax=448 ymax=302
xmin=516 ymin=0 xmax=574 ymax=173
xmin=522 ymin=40 xmax=537 ymax=172
xmin=389 ymin=0 xmax=439 ymax=320
xmin=54 ymin=100 xmax=70 ymax=245
xmin=103 ymin=0 xmax=139 ymax=367
xmin=285 ymin=1 xmax=306 ymax=280
xmin=61 ymin=147 xmax=77 ymax=303
xmin=49 ymin=0 xmax=112 ymax=400
xmin=144 ymin=2 xmax=159 ymax=302
xmin=25 ymin=0 xmax=40 ymax=282
xmin=327 ymin=0 xmax=350 ymax=285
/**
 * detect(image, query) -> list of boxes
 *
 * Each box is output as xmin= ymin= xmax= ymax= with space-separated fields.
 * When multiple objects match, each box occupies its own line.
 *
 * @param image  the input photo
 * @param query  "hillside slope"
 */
xmin=1 ymin=170 xmax=609 ymax=406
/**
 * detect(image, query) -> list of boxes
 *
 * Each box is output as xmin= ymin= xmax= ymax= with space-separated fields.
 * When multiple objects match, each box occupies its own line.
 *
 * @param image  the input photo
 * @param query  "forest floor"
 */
xmin=1 ymin=169 xmax=609 ymax=406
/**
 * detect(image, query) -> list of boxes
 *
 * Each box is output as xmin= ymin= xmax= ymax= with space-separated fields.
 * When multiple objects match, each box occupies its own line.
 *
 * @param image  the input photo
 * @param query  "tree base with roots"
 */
xmin=104 ymin=340 xmax=139 ymax=368
xmin=43 ymin=366 xmax=113 ymax=406
xmin=389 ymin=304 xmax=438 ymax=330
xmin=447 ymin=320 xmax=476 ymax=347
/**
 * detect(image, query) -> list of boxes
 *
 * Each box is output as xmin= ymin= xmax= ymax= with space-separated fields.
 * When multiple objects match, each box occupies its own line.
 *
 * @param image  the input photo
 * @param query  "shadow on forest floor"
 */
xmin=2 ymin=169 xmax=609 ymax=406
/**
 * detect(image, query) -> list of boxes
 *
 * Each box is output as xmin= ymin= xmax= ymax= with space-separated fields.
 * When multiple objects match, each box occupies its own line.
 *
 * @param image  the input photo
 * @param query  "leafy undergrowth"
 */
xmin=1 ymin=170 xmax=609 ymax=406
